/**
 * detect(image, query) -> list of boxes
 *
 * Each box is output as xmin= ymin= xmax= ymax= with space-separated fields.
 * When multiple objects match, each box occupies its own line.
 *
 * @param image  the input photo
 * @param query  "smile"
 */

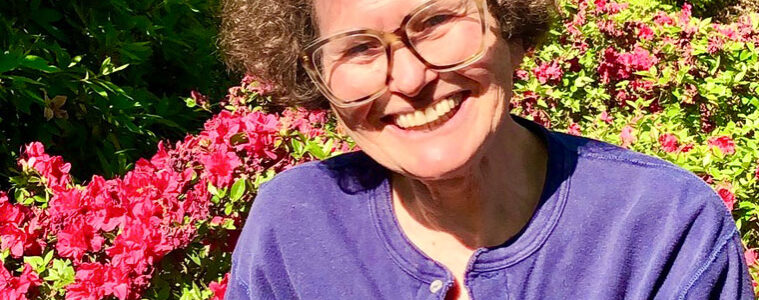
xmin=392 ymin=93 xmax=465 ymax=130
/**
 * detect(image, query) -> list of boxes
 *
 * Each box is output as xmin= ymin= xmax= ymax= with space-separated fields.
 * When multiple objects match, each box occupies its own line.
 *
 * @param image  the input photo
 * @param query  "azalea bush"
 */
xmin=1 ymin=0 xmax=759 ymax=299
xmin=0 ymin=75 xmax=352 ymax=299
xmin=510 ymin=0 xmax=759 ymax=288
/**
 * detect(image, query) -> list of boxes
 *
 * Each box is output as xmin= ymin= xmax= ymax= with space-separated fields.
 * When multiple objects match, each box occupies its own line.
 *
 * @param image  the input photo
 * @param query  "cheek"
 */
xmin=455 ymin=40 xmax=513 ymax=94
xmin=332 ymin=102 xmax=382 ymax=132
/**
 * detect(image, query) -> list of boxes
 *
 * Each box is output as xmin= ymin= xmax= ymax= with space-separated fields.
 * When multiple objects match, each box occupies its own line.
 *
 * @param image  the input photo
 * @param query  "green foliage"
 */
xmin=0 ymin=0 xmax=232 ymax=185
xmin=513 ymin=0 xmax=759 ymax=278
xmin=663 ymin=0 xmax=737 ymax=18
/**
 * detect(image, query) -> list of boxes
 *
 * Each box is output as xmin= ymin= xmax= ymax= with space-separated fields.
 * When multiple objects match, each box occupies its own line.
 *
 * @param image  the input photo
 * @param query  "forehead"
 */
xmin=313 ymin=0 xmax=428 ymax=37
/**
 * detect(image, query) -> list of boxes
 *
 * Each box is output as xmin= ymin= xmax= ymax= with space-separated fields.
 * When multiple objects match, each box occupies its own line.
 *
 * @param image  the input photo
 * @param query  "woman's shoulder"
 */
xmin=548 ymin=130 xmax=732 ymax=224
xmin=249 ymin=151 xmax=386 ymax=222
xmin=259 ymin=151 xmax=386 ymax=195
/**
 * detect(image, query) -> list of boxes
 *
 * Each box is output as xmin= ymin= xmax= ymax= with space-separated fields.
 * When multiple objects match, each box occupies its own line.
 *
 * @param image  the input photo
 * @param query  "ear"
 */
xmin=508 ymin=38 xmax=526 ymax=68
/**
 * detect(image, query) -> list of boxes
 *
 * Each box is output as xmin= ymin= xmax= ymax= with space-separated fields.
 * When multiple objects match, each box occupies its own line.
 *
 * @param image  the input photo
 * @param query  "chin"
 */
xmin=393 ymin=143 xmax=481 ymax=181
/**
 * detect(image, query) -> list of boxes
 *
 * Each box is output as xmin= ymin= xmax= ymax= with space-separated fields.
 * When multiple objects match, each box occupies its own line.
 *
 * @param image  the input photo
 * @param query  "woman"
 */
xmin=221 ymin=0 xmax=753 ymax=299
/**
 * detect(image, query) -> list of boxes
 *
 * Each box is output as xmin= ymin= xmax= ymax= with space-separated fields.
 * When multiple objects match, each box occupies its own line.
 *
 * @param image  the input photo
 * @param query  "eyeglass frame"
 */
xmin=299 ymin=0 xmax=488 ymax=108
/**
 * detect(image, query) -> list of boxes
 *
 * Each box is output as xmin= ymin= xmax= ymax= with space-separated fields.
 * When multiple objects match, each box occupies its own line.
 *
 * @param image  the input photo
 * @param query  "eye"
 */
xmin=346 ymin=43 xmax=372 ymax=56
xmin=422 ymin=14 xmax=454 ymax=29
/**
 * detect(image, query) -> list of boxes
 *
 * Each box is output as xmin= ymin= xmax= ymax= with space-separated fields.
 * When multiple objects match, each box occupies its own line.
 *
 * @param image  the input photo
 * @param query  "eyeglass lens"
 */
xmin=312 ymin=0 xmax=484 ymax=105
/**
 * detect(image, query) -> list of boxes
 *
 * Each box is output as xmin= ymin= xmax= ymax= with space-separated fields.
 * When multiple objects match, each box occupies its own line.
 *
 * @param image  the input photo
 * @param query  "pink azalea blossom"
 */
xmin=200 ymin=145 xmax=243 ymax=188
xmin=515 ymin=69 xmax=530 ymax=81
xmin=0 ymin=264 xmax=41 ymax=300
xmin=638 ymin=24 xmax=654 ymax=40
xmin=599 ymin=111 xmax=613 ymax=124
xmin=708 ymin=136 xmax=736 ymax=155
xmin=568 ymin=123 xmax=582 ymax=136
xmin=56 ymin=220 xmax=104 ymax=261
xmin=658 ymin=134 xmax=681 ymax=153
xmin=533 ymin=60 xmax=564 ymax=85
xmin=746 ymin=248 xmax=757 ymax=267
xmin=598 ymin=46 xmax=657 ymax=83
xmin=678 ymin=3 xmax=692 ymax=25
xmin=653 ymin=11 xmax=674 ymax=26
xmin=717 ymin=184 xmax=736 ymax=211
xmin=209 ymin=273 xmax=230 ymax=300
xmin=0 ymin=225 xmax=27 ymax=258
xmin=620 ymin=126 xmax=636 ymax=148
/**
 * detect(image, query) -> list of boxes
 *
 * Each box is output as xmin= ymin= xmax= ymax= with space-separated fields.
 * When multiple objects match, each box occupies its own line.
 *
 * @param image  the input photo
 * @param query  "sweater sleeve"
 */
xmin=224 ymin=181 xmax=298 ymax=300
xmin=677 ymin=230 xmax=755 ymax=300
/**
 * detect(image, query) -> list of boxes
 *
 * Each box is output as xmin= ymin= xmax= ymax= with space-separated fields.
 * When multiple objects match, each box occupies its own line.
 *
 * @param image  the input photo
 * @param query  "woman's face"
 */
xmin=313 ymin=0 xmax=521 ymax=180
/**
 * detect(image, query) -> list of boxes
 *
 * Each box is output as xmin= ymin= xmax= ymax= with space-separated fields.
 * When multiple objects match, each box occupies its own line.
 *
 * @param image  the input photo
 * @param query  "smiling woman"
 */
xmin=220 ymin=0 xmax=754 ymax=299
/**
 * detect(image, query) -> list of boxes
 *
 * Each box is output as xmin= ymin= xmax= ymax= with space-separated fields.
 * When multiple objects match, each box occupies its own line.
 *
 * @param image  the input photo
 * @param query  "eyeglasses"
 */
xmin=300 ymin=0 xmax=487 ymax=108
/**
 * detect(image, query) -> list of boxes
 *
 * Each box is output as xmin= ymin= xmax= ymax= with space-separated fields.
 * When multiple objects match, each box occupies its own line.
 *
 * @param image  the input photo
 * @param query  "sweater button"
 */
xmin=429 ymin=280 xmax=444 ymax=293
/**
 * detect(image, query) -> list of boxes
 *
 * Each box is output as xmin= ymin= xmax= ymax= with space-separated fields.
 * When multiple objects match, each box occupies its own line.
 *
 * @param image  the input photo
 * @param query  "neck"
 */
xmin=391 ymin=116 xmax=548 ymax=249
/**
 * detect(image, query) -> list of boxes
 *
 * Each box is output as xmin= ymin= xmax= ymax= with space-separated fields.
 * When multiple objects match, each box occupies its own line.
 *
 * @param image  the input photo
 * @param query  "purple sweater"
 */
xmin=226 ymin=117 xmax=754 ymax=299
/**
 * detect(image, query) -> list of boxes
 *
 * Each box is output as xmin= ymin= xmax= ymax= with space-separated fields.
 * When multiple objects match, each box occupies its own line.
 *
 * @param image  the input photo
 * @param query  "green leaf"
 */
xmin=89 ymin=83 xmax=109 ymax=99
xmin=229 ymin=178 xmax=246 ymax=202
xmin=740 ymin=49 xmax=751 ymax=61
xmin=222 ymin=218 xmax=237 ymax=230
xmin=67 ymin=55 xmax=82 ymax=68
xmin=184 ymin=97 xmax=196 ymax=108
xmin=8 ymin=75 xmax=45 ymax=86
xmin=0 ymin=51 xmax=23 ymax=73
xmin=23 ymin=256 xmax=46 ymax=273
xmin=224 ymin=202 xmax=234 ymax=215
xmin=45 ymin=259 xmax=75 ymax=290
xmin=99 ymin=57 xmax=113 ymax=75
xmin=207 ymin=182 xmax=226 ymax=198
xmin=20 ymin=55 xmax=60 ymax=73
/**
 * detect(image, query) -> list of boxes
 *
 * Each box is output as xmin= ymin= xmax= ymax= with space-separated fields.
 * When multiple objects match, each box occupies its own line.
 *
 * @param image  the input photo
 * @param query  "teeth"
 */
xmin=424 ymin=106 xmax=437 ymax=120
xmin=394 ymin=95 xmax=463 ymax=129
xmin=413 ymin=111 xmax=425 ymax=127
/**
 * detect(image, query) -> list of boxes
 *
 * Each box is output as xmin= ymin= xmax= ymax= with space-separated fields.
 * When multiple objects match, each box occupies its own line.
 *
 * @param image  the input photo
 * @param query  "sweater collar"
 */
xmin=368 ymin=115 xmax=574 ymax=280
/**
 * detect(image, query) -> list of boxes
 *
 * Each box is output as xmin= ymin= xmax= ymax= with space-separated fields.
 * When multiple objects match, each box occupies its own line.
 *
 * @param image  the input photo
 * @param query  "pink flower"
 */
xmin=707 ymin=36 xmax=725 ymax=54
xmin=594 ymin=0 xmax=627 ymax=14
xmin=66 ymin=263 xmax=107 ymax=300
xmin=56 ymin=220 xmax=104 ymax=261
xmin=638 ymin=24 xmax=654 ymax=40
xmin=66 ymin=262 xmax=131 ymax=300
xmin=653 ymin=11 xmax=674 ymax=26
xmin=47 ymin=187 xmax=88 ymax=224
xmin=209 ymin=273 xmax=230 ymax=300
xmin=599 ymin=111 xmax=613 ymax=124
xmin=20 ymin=142 xmax=72 ymax=190
xmin=0 ymin=225 xmax=27 ymax=258
xmin=717 ymin=184 xmax=735 ymax=211
xmin=658 ymin=134 xmax=680 ymax=153
xmin=0 ymin=193 xmax=29 ymax=226
xmin=716 ymin=25 xmax=739 ymax=40
xmin=620 ymin=126 xmax=636 ymax=148
xmin=708 ymin=136 xmax=736 ymax=155
xmin=200 ymin=145 xmax=243 ymax=188
xmin=533 ymin=60 xmax=564 ymax=85
xmin=598 ymin=46 xmax=657 ymax=83
xmin=0 ymin=264 xmax=41 ymax=300
xmin=745 ymin=248 xmax=758 ymax=267
xmin=755 ymin=164 xmax=759 ymax=182
xmin=679 ymin=3 xmax=692 ymax=25
xmin=567 ymin=123 xmax=582 ymax=136
xmin=515 ymin=69 xmax=530 ymax=81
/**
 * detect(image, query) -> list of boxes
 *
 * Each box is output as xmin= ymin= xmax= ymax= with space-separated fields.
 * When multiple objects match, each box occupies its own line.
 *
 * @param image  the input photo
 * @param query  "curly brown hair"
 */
xmin=219 ymin=0 xmax=557 ymax=109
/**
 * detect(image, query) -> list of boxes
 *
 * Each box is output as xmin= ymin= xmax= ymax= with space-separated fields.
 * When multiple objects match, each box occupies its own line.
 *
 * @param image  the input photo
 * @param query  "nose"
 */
xmin=387 ymin=46 xmax=437 ymax=98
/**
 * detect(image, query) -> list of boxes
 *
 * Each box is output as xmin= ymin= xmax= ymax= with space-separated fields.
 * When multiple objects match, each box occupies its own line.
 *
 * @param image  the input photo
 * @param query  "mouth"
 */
xmin=383 ymin=91 xmax=469 ymax=131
